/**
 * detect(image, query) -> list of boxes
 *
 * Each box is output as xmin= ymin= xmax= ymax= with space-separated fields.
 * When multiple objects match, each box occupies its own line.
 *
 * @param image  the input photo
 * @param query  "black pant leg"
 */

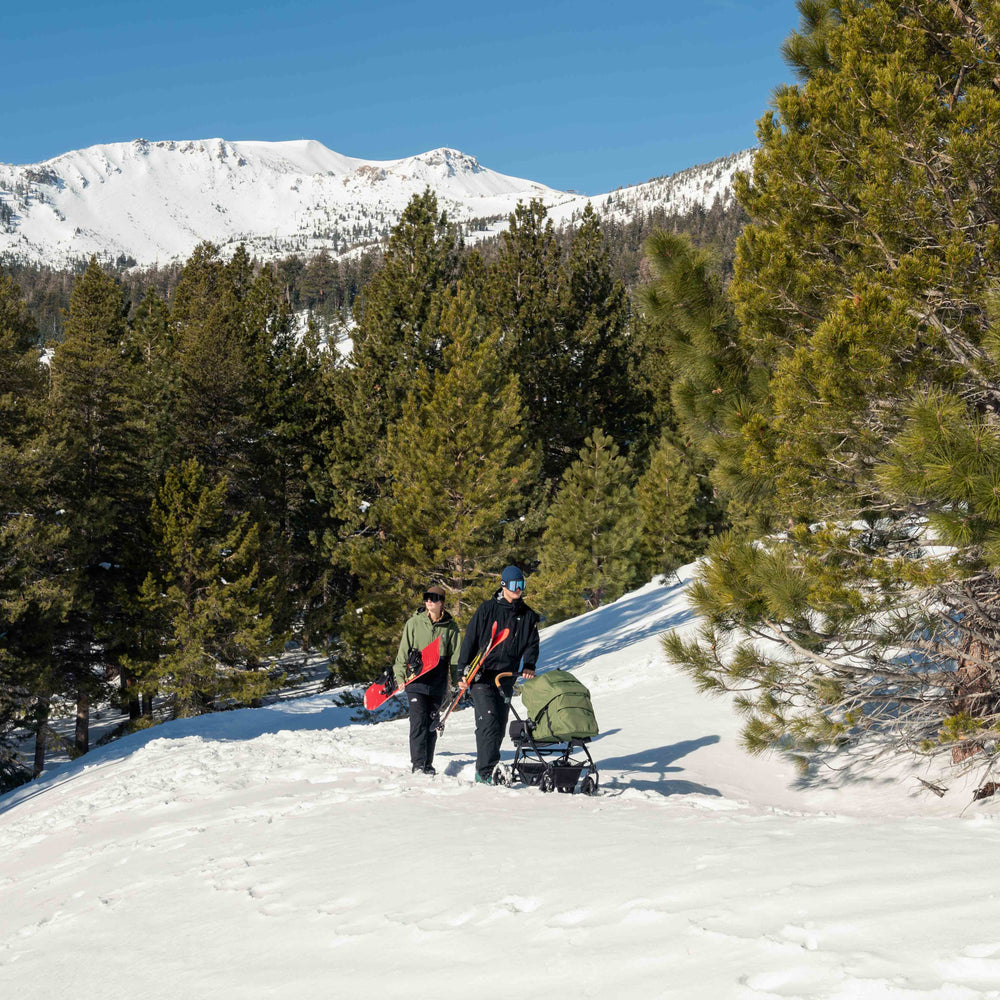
xmin=496 ymin=673 xmax=514 ymax=744
xmin=408 ymin=692 xmax=438 ymax=769
xmin=471 ymin=678 xmax=514 ymax=777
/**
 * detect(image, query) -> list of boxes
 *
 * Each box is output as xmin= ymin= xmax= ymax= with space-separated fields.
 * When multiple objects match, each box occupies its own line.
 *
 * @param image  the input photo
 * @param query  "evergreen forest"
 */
xmin=0 ymin=190 xmax=722 ymax=790
xmin=4 ymin=0 xmax=1000 ymax=791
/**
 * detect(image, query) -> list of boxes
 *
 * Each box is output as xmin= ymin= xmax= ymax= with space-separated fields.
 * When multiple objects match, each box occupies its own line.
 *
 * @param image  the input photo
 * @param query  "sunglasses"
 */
xmin=423 ymin=592 xmax=445 ymax=603
xmin=503 ymin=580 xmax=525 ymax=591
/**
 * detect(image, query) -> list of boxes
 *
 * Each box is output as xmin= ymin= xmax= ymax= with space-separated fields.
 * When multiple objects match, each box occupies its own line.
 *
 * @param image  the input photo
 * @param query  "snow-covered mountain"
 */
xmin=0 ymin=139 xmax=752 ymax=269
xmin=2 ymin=568 xmax=997 ymax=999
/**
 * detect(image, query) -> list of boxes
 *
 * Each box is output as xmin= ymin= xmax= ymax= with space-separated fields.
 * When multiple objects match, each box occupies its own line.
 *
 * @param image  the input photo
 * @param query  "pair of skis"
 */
xmin=435 ymin=622 xmax=509 ymax=732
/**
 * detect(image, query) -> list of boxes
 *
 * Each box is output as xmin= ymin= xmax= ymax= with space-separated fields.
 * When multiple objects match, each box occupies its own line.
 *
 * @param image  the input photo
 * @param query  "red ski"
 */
xmin=364 ymin=636 xmax=442 ymax=711
xmin=435 ymin=624 xmax=510 ymax=732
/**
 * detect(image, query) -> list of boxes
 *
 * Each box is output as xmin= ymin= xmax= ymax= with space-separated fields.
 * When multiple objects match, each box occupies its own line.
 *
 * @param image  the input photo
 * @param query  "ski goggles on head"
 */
xmin=502 ymin=579 xmax=525 ymax=591
xmin=423 ymin=592 xmax=445 ymax=602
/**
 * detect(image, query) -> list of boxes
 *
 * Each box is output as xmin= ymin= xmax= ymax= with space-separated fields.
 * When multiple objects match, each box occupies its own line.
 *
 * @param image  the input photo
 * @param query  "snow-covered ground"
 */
xmin=0 ymin=138 xmax=749 ymax=269
xmin=3 ymin=567 xmax=999 ymax=999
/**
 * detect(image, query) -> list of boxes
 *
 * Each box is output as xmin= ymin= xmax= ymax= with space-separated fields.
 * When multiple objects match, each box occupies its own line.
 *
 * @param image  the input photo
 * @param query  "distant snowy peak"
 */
xmin=551 ymin=148 xmax=754 ymax=228
xmin=0 ymin=139 xmax=752 ymax=269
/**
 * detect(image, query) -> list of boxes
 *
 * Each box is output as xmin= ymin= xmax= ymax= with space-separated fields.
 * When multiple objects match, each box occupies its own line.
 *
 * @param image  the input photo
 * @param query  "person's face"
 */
xmin=501 ymin=578 xmax=525 ymax=602
xmin=424 ymin=592 xmax=445 ymax=617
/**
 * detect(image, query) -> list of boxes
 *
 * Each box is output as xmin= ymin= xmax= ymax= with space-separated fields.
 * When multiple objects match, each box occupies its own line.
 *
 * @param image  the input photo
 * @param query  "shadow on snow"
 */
xmin=597 ymin=735 xmax=722 ymax=797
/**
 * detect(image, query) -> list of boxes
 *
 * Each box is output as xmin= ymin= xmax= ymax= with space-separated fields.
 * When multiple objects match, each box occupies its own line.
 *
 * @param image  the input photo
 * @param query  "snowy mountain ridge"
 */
xmin=0 ymin=138 xmax=752 ymax=269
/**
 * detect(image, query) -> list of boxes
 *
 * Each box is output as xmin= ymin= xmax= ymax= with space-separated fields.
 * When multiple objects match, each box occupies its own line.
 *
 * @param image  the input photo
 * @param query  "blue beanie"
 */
xmin=501 ymin=565 xmax=524 ymax=588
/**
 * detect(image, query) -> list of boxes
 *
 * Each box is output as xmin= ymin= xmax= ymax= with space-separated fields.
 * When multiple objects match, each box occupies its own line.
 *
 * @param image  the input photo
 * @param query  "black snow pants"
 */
xmin=470 ymin=674 xmax=516 ymax=779
xmin=407 ymin=691 xmax=441 ymax=771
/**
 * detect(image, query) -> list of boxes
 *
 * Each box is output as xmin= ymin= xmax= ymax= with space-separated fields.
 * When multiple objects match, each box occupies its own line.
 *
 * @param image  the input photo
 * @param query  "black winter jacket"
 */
xmin=457 ymin=590 xmax=540 ymax=685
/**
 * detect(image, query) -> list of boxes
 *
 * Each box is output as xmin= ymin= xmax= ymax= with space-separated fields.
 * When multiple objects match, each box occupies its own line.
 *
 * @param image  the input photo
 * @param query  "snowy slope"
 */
xmin=550 ymin=149 xmax=752 ymax=229
xmin=4 ymin=566 xmax=995 ymax=999
xmin=0 ymin=139 xmax=749 ymax=269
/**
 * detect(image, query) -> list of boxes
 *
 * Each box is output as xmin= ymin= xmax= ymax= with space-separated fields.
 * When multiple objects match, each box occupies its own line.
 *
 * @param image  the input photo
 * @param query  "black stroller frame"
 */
xmin=491 ymin=673 xmax=599 ymax=794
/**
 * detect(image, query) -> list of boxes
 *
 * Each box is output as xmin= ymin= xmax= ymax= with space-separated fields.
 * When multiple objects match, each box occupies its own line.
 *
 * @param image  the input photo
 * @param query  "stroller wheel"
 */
xmin=539 ymin=766 xmax=556 ymax=793
xmin=492 ymin=763 xmax=513 ymax=787
xmin=581 ymin=774 xmax=599 ymax=796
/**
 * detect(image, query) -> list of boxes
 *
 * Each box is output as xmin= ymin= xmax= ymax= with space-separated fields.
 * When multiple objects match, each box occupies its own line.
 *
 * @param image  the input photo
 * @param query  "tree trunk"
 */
xmin=121 ymin=665 xmax=141 ymax=721
xmin=32 ymin=695 xmax=49 ymax=778
xmin=950 ymin=634 xmax=1000 ymax=763
xmin=75 ymin=690 xmax=89 ymax=756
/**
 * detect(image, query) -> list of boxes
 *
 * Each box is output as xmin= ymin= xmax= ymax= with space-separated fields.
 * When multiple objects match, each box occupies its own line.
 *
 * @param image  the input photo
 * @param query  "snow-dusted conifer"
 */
xmin=133 ymin=459 xmax=280 ymax=718
xmin=340 ymin=285 xmax=537 ymax=678
xmin=664 ymin=0 xmax=1000 ymax=768
xmin=534 ymin=429 xmax=642 ymax=622
xmin=47 ymin=260 xmax=151 ymax=754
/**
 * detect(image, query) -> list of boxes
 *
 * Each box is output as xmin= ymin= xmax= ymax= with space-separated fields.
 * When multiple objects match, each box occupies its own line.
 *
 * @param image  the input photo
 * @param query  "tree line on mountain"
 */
xmin=0 ymin=193 xmax=722 ymax=789
xmin=0 ymin=250 xmax=385 ymax=343
xmin=0 ymin=194 xmax=746 ymax=343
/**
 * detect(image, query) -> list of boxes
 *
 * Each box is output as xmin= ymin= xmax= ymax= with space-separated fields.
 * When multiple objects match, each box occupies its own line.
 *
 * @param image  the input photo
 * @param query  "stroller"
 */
xmin=491 ymin=670 xmax=600 ymax=794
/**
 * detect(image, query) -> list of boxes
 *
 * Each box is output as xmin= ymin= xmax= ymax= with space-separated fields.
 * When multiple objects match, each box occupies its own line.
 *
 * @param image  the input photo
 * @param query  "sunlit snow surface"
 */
xmin=3 ymin=567 xmax=1000 ymax=999
xmin=0 ymin=138 xmax=751 ymax=269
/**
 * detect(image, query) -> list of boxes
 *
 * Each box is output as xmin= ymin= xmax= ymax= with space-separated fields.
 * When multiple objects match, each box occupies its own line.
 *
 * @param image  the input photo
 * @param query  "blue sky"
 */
xmin=4 ymin=0 xmax=797 ymax=194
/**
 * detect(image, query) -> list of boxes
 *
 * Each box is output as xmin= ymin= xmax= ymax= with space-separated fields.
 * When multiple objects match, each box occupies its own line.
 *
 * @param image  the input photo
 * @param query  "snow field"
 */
xmin=2 ymin=573 xmax=1000 ymax=998
xmin=0 ymin=138 xmax=746 ymax=269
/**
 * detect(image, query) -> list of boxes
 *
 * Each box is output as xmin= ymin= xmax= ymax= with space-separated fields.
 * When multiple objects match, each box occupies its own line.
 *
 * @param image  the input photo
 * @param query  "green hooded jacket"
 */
xmin=393 ymin=607 xmax=461 ymax=697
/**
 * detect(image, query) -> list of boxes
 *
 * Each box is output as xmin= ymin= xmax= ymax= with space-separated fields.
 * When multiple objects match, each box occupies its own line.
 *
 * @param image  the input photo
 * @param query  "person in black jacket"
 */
xmin=456 ymin=564 xmax=539 ymax=784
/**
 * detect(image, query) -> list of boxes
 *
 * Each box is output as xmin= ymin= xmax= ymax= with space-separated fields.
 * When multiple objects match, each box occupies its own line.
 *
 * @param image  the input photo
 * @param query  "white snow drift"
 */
xmin=3 ymin=566 xmax=995 ymax=999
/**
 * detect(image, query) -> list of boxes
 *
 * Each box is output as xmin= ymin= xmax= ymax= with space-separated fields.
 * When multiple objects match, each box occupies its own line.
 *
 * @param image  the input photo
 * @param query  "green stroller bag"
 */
xmin=520 ymin=670 xmax=598 ymax=742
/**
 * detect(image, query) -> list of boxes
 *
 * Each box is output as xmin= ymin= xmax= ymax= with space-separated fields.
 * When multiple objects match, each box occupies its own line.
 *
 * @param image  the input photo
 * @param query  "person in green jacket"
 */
xmin=393 ymin=583 xmax=461 ymax=775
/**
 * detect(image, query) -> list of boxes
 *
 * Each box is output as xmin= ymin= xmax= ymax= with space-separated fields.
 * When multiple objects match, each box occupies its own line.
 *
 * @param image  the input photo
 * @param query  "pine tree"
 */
xmin=327 ymin=190 xmax=462 ymax=534
xmin=168 ymin=244 xmax=280 ymax=501
xmin=634 ymin=431 xmax=708 ymax=579
xmin=131 ymin=459 xmax=281 ymax=718
xmin=126 ymin=287 xmax=176 ymax=483
xmin=0 ymin=272 xmax=72 ymax=785
xmin=258 ymin=317 xmax=337 ymax=642
xmin=338 ymin=285 xmax=538 ymax=678
xmin=46 ymin=259 xmax=152 ymax=755
xmin=533 ymin=429 xmax=642 ymax=623
xmin=779 ymin=0 xmax=843 ymax=80
xmin=167 ymin=243 xmax=330 ymax=640
xmin=484 ymin=200 xmax=567 ymax=484
xmin=559 ymin=205 xmax=645 ymax=461
xmin=637 ymin=230 xmax=764 ymax=524
xmin=663 ymin=1 xmax=1000 ymax=769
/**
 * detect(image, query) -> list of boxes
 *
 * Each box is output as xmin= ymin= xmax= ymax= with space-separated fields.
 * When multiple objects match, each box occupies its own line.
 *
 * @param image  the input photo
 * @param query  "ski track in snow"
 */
xmin=2 ymin=572 xmax=1000 ymax=999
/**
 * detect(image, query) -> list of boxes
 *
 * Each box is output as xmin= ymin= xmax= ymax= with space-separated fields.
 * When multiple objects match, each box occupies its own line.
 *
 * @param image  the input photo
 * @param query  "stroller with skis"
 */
xmin=491 ymin=670 xmax=600 ymax=794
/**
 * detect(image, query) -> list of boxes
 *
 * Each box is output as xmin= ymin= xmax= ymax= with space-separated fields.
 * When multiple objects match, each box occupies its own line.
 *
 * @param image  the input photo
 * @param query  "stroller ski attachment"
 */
xmin=490 ymin=672 xmax=600 ymax=794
